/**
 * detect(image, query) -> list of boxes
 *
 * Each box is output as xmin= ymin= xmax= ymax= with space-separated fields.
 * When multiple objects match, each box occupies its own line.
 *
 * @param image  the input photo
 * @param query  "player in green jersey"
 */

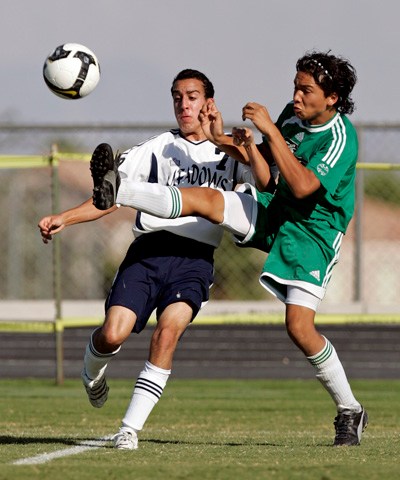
xmin=90 ymin=50 xmax=368 ymax=446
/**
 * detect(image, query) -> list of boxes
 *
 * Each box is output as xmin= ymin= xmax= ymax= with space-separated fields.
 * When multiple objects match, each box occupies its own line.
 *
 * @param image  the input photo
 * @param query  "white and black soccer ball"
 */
xmin=43 ymin=43 xmax=100 ymax=99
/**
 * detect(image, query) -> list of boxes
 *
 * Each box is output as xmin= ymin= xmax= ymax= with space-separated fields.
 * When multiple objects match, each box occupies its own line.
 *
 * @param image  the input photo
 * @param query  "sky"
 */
xmin=2 ymin=0 xmax=400 ymax=126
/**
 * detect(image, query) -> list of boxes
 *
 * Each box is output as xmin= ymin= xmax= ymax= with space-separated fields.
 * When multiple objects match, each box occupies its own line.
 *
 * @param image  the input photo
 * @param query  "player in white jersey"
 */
xmin=117 ymin=127 xmax=253 ymax=248
xmin=38 ymin=69 xmax=254 ymax=450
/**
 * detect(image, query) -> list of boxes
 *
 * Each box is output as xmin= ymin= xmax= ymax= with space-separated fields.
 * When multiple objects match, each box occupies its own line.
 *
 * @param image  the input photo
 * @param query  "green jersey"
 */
xmin=273 ymin=102 xmax=358 ymax=233
xmin=240 ymin=102 xmax=359 ymax=301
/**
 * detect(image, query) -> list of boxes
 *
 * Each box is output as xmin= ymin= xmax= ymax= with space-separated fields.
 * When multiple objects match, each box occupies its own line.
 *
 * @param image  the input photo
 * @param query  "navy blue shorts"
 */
xmin=105 ymin=231 xmax=215 ymax=333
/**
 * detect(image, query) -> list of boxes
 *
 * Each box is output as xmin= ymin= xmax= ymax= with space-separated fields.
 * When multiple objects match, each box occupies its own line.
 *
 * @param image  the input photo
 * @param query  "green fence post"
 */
xmin=49 ymin=144 xmax=64 ymax=385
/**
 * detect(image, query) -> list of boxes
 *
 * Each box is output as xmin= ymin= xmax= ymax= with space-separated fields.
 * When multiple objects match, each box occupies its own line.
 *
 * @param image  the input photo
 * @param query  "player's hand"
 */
xmin=232 ymin=127 xmax=255 ymax=148
xmin=199 ymin=99 xmax=225 ymax=144
xmin=38 ymin=215 xmax=65 ymax=244
xmin=242 ymin=102 xmax=273 ymax=134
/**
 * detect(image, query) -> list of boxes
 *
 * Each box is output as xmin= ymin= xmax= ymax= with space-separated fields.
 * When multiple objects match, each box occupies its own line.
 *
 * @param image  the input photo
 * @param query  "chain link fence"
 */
xmin=1 ymin=124 xmax=399 ymax=312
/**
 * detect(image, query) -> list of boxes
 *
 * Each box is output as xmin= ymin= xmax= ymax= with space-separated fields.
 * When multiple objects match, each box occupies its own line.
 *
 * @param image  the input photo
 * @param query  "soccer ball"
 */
xmin=43 ymin=43 xmax=100 ymax=99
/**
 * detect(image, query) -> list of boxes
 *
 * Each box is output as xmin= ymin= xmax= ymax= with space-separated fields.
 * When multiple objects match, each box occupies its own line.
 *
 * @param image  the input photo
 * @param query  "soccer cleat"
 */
xmin=333 ymin=406 xmax=368 ymax=446
xmin=90 ymin=143 xmax=121 ymax=210
xmin=81 ymin=369 xmax=109 ymax=408
xmin=112 ymin=430 xmax=138 ymax=450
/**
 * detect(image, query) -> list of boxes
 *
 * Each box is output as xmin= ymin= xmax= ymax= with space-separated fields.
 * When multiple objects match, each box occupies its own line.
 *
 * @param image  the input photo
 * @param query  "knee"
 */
xmin=285 ymin=305 xmax=317 ymax=342
xmin=99 ymin=329 xmax=124 ymax=350
xmin=151 ymin=326 xmax=180 ymax=352
xmin=285 ymin=311 xmax=315 ymax=347
xmin=94 ymin=307 xmax=136 ymax=352
xmin=92 ymin=327 xmax=122 ymax=353
xmin=284 ymin=307 xmax=322 ymax=355
xmin=189 ymin=188 xmax=224 ymax=224
xmin=285 ymin=318 xmax=305 ymax=344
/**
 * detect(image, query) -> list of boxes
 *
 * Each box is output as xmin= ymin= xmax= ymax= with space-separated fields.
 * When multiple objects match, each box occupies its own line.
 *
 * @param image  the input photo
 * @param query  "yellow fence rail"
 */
xmin=1 ymin=151 xmax=399 ymax=384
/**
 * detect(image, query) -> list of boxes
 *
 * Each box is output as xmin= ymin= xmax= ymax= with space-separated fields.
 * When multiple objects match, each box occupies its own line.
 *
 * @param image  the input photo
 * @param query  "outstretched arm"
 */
xmin=38 ymin=198 xmax=117 ymax=244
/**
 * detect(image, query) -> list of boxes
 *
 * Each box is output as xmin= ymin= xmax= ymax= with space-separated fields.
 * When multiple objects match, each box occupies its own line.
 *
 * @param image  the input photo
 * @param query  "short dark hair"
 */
xmin=296 ymin=51 xmax=357 ymax=115
xmin=171 ymin=69 xmax=215 ymax=99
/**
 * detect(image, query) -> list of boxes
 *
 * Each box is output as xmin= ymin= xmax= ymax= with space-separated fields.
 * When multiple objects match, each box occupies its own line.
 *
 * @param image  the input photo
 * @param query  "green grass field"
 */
xmin=1 ymin=379 xmax=399 ymax=480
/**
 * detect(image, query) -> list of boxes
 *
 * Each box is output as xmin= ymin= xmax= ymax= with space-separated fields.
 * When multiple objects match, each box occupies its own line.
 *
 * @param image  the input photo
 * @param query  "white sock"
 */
xmin=121 ymin=360 xmax=171 ymax=432
xmin=307 ymin=337 xmax=361 ymax=413
xmin=83 ymin=328 xmax=121 ymax=382
xmin=116 ymin=181 xmax=182 ymax=219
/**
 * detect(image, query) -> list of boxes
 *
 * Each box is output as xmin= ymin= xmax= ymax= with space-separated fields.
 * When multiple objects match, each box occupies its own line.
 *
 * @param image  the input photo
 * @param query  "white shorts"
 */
xmin=285 ymin=286 xmax=321 ymax=311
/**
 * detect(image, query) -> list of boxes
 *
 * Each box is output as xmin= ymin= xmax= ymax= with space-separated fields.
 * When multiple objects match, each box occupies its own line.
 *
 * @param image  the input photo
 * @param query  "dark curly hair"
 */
xmin=296 ymin=51 xmax=357 ymax=115
xmin=171 ymin=69 xmax=215 ymax=99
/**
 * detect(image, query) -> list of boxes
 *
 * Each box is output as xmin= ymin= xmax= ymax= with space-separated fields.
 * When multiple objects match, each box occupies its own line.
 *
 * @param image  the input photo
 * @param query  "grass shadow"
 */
xmin=0 ymin=435 xmax=109 ymax=447
xmin=1 ymin=435 xmax=332 ymax=449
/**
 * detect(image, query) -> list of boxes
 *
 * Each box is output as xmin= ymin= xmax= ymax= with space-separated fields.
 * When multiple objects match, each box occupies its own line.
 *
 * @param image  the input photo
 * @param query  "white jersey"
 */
xmin=118 ymin=129 xmax=254 ymax=247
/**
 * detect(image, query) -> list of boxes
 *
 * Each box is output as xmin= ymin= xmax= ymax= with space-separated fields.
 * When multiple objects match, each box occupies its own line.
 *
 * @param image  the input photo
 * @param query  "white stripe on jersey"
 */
xmin=321 ymin=116 xmax=347 ymax=168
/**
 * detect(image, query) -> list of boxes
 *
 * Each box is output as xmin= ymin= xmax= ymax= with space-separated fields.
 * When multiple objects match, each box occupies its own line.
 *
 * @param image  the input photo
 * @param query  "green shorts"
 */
xmin=237 ymin=188 xmax=344 ymax=302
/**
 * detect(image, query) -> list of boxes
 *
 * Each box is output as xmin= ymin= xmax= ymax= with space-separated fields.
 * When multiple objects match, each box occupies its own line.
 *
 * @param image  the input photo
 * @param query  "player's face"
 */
xmin=172 ymin=78 xmax=208 ymax=140
xmin=292 ymin=71 xmax=338 ymax=125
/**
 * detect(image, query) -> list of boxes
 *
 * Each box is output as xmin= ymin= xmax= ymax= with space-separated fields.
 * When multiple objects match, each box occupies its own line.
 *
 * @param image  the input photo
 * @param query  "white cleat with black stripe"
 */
xmin=112 ymin=429 xmax=138 ymax=450
xmin=81 ymin=369 xmax=109 ymax=408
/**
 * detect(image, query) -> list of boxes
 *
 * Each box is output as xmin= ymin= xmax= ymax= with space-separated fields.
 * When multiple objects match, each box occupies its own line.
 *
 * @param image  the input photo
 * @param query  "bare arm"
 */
xmin=199 ymin=100 xmax=251 ymax=165
xmin=38 ymin=198 xmax=117 ymax=244
xmin=242 ymin=102 xmax=320 ymax=198
xmin=232 ymin=127 xmax=275 ymax=192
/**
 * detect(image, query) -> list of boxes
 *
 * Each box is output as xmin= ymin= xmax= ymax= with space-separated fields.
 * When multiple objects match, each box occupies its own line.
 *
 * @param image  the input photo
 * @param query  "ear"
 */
xmin=327 ymin=92 xmax=339 ymax=107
